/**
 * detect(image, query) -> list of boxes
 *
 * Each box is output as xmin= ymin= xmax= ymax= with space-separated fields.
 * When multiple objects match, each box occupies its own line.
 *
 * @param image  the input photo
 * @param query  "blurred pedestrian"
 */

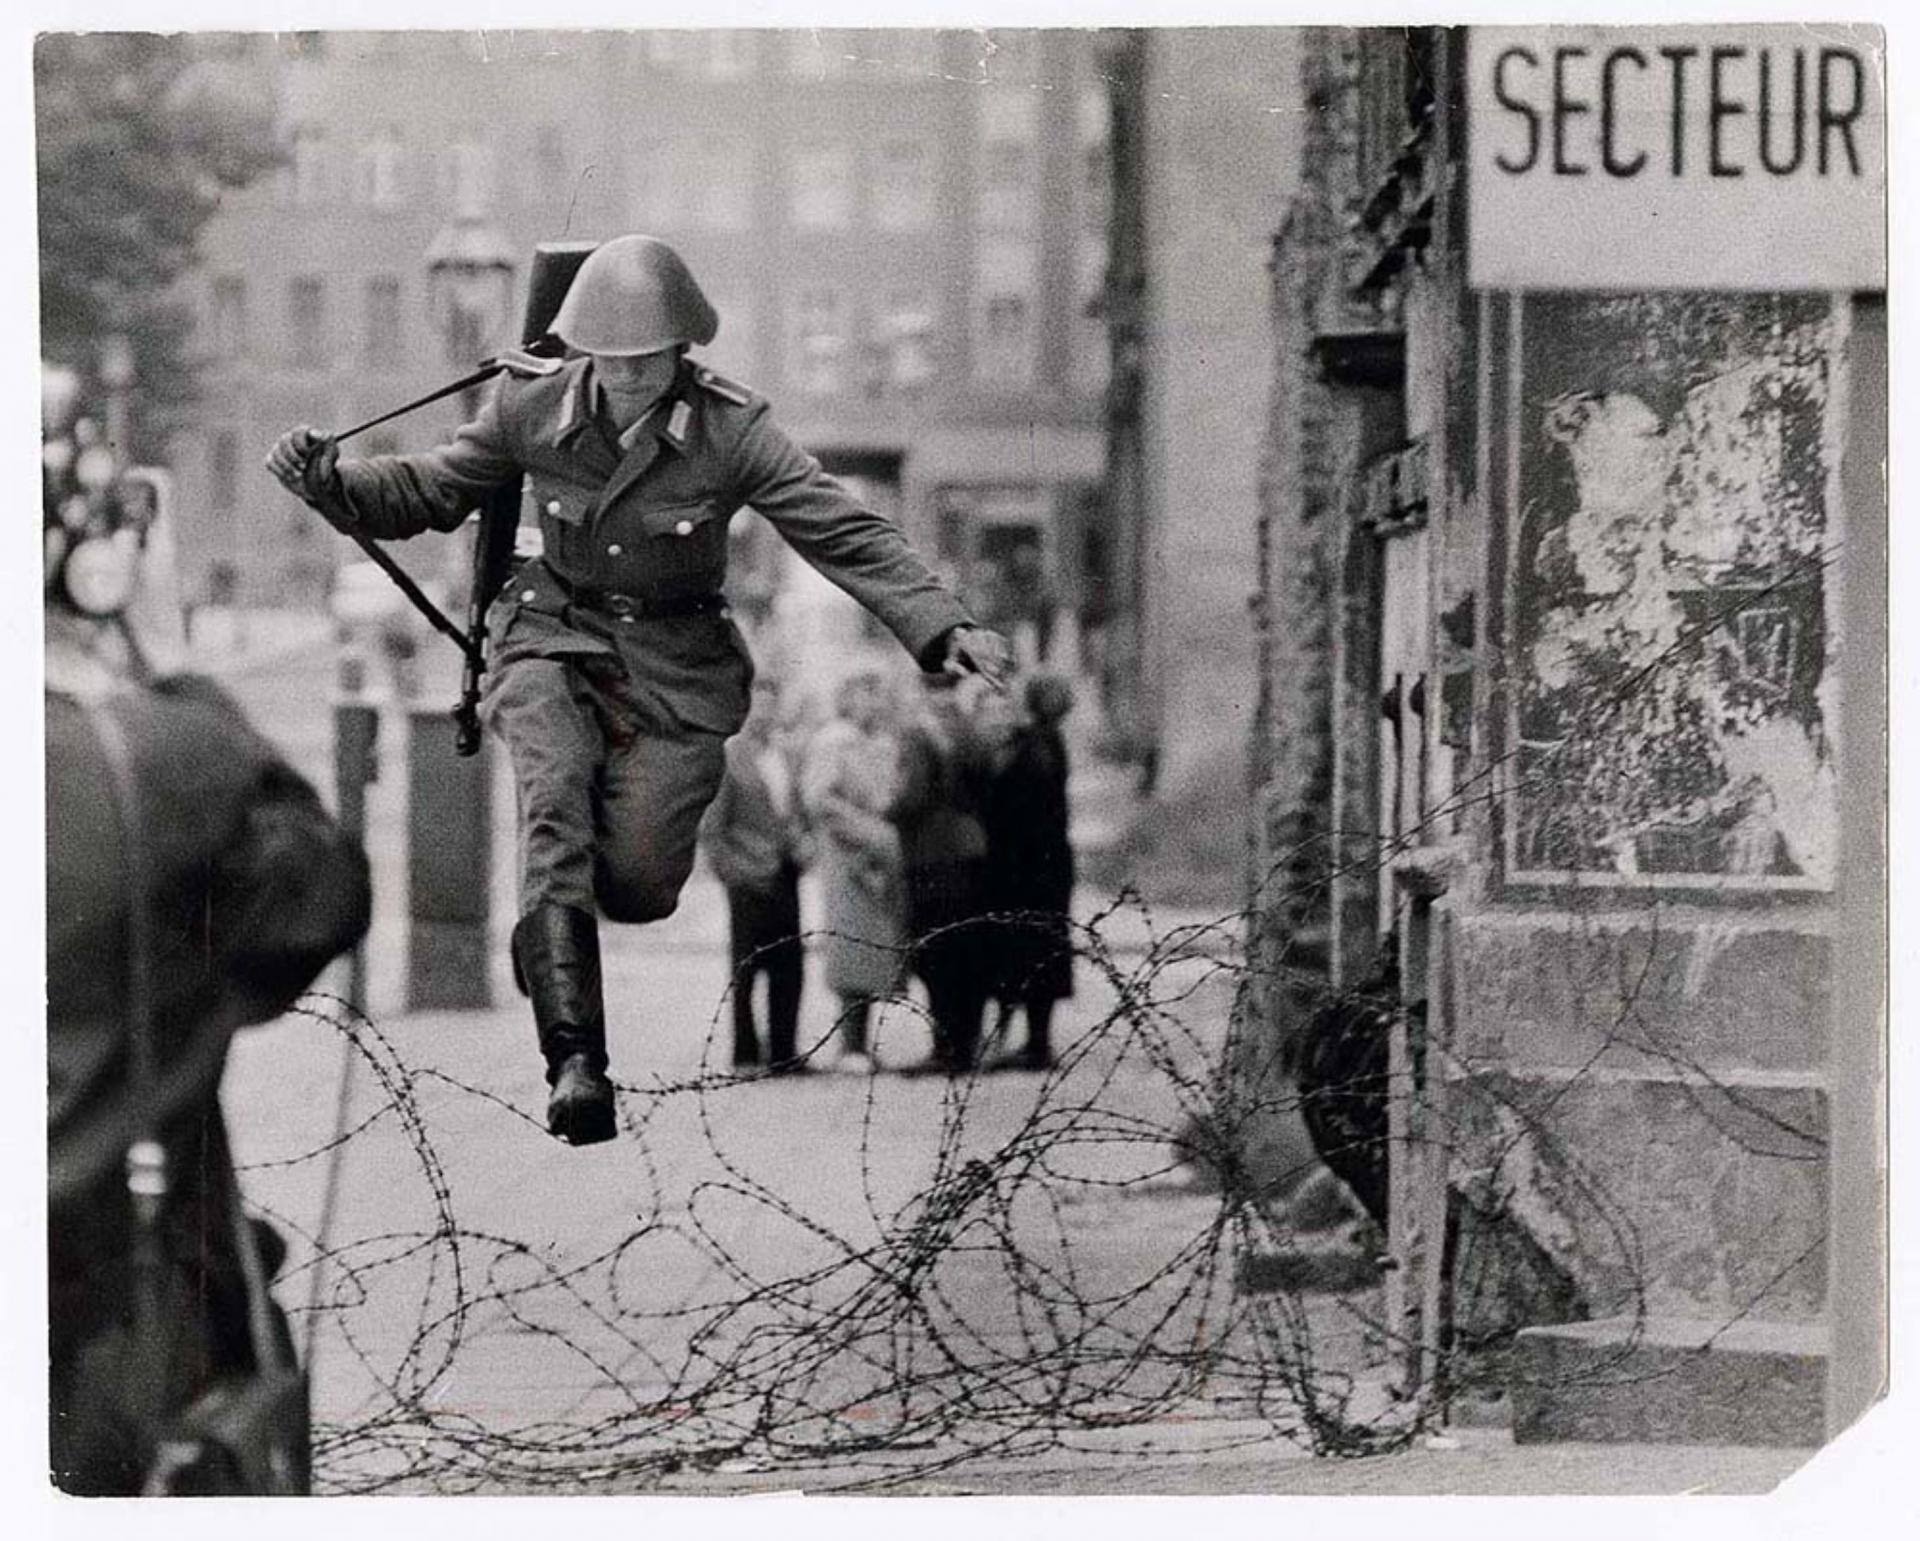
xmin=701 ymin=675 xmax=810 ymax=1072
xmin=1004 ymin=542 xmax=1059 ymax=667
xmin=801 ymin=669 xmax=908 ymax=1072
xmin=980 ymin=675 xmax=1077 ymax=1071
xmin=269 ymin=234 xmax=1010 ymax=1143
xmin=46 ymin=375 xmax=372 ymax=1494
xmin=893 ymin=674 xmax=996 ymax=1074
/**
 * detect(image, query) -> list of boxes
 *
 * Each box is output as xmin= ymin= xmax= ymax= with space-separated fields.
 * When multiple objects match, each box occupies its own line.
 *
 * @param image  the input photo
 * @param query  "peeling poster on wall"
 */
xmin=1508 ymin=294 xmax=1839 ymax=887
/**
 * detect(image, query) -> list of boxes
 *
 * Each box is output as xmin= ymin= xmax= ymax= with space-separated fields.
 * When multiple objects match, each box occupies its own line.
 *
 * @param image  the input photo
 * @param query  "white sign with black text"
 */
xmin=1468 ymin=25 xmax=1885 ymax=291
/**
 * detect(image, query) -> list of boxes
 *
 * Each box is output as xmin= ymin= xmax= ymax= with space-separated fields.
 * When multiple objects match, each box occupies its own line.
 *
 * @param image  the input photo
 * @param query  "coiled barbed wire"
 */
xmin=221 ymin=545 xmax=1842 ymax=1492
xmin=227 ymin=895 xmax=1825 ymax=1492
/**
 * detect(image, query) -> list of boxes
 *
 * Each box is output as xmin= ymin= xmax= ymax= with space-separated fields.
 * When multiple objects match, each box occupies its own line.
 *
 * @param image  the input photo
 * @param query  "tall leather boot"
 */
xmin=511 ymin=903 xmax=617 ymax=1146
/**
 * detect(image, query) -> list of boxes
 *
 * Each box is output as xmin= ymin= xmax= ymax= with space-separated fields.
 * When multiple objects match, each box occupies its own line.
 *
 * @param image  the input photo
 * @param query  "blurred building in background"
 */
xmin=165 ymin=26 xmax=1307 ymax=805
xmin=173 ymin=28 xmax=1108 ymax=664
xmin=1098 ymin=28 xmax=1299 ymax=793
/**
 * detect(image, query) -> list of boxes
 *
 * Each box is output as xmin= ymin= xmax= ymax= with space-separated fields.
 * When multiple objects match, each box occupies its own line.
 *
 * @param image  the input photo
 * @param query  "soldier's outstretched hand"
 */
xmin=266 ymin=427 xmax=343 ymax=518
xmin=941 ymin=624 xmax=1015 ymax=692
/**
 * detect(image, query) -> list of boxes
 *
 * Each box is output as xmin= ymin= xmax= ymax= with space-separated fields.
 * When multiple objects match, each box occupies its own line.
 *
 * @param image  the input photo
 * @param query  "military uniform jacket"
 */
xmin=333 ymin=356 xmax=971 ymax=734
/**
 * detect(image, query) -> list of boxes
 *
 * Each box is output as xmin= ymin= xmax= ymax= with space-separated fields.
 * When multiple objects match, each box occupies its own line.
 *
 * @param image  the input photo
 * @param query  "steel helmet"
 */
xmin=550 ymin=235 xmax=719 ymax=356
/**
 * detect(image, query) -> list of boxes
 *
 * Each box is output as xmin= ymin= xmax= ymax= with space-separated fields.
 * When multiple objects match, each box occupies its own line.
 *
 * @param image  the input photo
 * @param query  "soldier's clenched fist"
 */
xmin=941 ymin=624 xmax=1015 ymax=691
xmin=266 ymin=427 xmax=344 ymax=518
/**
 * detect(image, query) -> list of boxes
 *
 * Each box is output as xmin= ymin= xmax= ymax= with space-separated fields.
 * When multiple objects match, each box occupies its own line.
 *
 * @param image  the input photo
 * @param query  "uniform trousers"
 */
xmin=486 ymin=654 xmax=731 ymax=923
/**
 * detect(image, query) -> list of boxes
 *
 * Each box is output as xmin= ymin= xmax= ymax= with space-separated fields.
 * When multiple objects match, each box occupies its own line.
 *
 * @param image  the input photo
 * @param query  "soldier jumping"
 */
xmin=269 ymin=234 xmax=1010 ymax=1146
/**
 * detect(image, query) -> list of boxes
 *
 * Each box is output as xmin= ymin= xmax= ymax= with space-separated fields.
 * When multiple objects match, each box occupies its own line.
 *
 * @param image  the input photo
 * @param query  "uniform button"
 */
xmin=520 ymin=588 xmax=537 ymax=602
xmin=607 ymin=543 xmax=623 ymax=556
xmin=546 ymin=499 xmax=562 ymax=515
xmin=674 ymin=519 xmax=694 ymax=536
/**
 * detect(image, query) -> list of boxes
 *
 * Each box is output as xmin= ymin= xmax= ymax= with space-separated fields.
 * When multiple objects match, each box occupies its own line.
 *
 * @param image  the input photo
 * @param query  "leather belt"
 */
xmin=549 ymin=571 xmax=727 ymax=621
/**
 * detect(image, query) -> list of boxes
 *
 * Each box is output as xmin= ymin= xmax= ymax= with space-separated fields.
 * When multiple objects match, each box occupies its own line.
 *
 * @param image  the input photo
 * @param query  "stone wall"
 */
xmin=1248 ymin=33 xmax=1868 ymax=1440
xmin=1250 ymin=28 xmax=1360 ymax=1011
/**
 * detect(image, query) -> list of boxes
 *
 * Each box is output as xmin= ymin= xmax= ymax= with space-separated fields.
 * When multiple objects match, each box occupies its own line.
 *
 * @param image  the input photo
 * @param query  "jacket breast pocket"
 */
xmin=637 ymin=501 xmax=723 ymax=540
xmin=627 ymin=500 xmax=730 ymax=590
xmin=529 ymin=483 xmax=597 ymax=574
xmin=530 ymin=482 xmax=594 ymax=528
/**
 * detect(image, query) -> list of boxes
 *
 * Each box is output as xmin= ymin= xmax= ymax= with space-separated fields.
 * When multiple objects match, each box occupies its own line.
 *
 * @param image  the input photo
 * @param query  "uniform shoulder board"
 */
xmin=692 ymin=366 xmax=753 ymax=406
xmin=495 ymin=347 xmax=566 ymax=380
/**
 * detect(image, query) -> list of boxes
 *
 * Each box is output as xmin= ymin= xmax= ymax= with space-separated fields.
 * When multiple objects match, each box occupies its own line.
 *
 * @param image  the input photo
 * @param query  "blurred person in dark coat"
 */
xmin=801 ymin=669 xmax=907 ymax=1072
xmin=701 ymin=674 xmax=810 ymax=1072
xmin=980 ymin=675 xmax=1077 ymax=1071
xmin=892 ymin=675 xmax=996 ymax=1074
xmin=1003 ymin=542 xmax=1059 ymax=667
xmin=269 ymin=235 xmax=1008 ymax=1142
xmin=45 ymin=376 xmax=372 ymax=1493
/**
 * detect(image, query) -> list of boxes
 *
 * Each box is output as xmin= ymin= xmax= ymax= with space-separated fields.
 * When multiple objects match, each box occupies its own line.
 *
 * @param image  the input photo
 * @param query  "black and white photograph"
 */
xmin=10 ymin=0 xmax=1905 ymax=1523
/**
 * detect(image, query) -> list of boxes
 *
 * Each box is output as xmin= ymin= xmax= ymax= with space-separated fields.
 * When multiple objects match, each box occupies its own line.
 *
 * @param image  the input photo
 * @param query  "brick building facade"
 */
xmin=173 ymin=29 xmax=1107 ymax=646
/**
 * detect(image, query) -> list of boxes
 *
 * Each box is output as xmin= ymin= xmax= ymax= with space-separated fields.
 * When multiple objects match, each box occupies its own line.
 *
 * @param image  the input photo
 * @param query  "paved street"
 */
xmin=209 ymin=621 xmax=1813 ymax=1499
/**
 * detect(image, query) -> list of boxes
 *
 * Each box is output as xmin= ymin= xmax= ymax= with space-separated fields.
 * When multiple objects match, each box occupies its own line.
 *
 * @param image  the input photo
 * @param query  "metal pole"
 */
xmin=401 ymin=371 xmax=494 ymax=1012
xmin=309 ymin=644 xmax=381 ymax=1364
xmin=331 ymin=646 xmax=380 ymax=1013
xmin=405 ymin=698 xmax=493 ymax=1011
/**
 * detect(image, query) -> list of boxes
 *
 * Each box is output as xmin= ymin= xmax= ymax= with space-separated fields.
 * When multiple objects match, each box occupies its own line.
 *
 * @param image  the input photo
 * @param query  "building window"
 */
xmin=361 ymin=125 xmax=405 ymax=209
xmin=693 ymin=142 xmax=755 ymax=231
xmin=982 ymin=294 xmax=1033 ymax=375
xmin=448 ymin=304 xmax=485 ymax=367
xmin=791 ymin=290 xmax=847 ymax=396
xmin=364 ymin=276 xmax=402 ymax=364
xmin=1073 ymin=234 xmax=1109 ymax=393
xmin=978 ymin=88 xmax=1037 ymax=232
xmin=873 ymin=139 xmax=933 ymax=231
xmin=209 ymin=430 xmax=239 ymax=512
xmin=209 ymin=275 xmax=247 ymax=359
xmin=790 ymin=140 xmax=852 ymax=230
xmin=878 ymin=291 xmax=938 ymax=394
xmin=973 ymin=240 xmax=1037 ymax=387
xmin=446 ymin=140 xmax=496 ymax=217
xmin=531 ymin=123 xmax=567 ymax=205
xmin=701 ymin=292 xmax=755 ymax=380
xmin=980 ymin=141 xmax=1035 ymax=231
xmin=287 ymin=125 xmax=329 ymax=205
xmin=632 ymin=142 xmax=683 ymax=227
xmin=1078 ymin=86 xmax=1112 ymax=237
xmin=289 ymin=277 xmax=326 ymax=364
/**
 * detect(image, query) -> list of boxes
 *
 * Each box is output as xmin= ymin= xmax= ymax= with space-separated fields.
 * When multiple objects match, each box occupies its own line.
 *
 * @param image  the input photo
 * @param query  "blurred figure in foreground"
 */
xmin=892 ymin=674 xmax=995 ymax=1074
xmin=45 ymin=373 xmax=372 ymax=1494
xmin=801 ymin=669 xmax=908 ymax=1072
xmin=701 ymin=675 xmax=810 ymax=1072
xmin=980 ymin=675 xmax=1077 ymax=1071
